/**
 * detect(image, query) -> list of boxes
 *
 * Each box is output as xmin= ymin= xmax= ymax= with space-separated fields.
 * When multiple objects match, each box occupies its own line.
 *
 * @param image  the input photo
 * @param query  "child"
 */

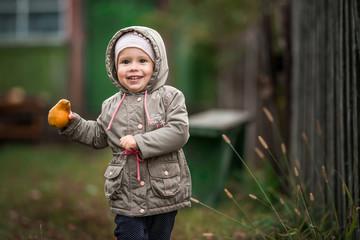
xmin=54 ymin=26 xmax=192 ymax=239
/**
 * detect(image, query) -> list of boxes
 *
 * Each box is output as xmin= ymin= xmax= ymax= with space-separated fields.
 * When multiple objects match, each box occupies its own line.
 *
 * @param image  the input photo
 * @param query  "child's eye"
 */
xmin=139 ymin=59 xmax=148 ymax=63
xmin=121 ymin=60 xmax=130 ymax=64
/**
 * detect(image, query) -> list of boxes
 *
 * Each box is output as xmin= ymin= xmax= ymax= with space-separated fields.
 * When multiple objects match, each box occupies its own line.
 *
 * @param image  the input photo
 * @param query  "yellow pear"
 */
xmin=48 ymin=99 xmax=71 ymax=129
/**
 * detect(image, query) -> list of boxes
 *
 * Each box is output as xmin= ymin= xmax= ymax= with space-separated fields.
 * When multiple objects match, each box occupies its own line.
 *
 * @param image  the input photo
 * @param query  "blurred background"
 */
xmin=0 ymin=0 xmax=359 ymax=239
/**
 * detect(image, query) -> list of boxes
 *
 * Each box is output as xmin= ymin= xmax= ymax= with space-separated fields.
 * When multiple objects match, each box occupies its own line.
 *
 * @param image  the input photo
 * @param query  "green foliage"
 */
xmin=140 ymin=0 xmax=262 ymax=111
xmin=143 ymin=0 xmax=262 ymax=71
xmin=144 ymin=0 xmax=261 ymax=45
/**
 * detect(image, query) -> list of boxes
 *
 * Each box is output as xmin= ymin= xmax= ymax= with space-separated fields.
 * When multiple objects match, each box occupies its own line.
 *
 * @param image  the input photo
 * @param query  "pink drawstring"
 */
xmin=108 ymin=91 xmax=151 ymax=181
xmin=107 ymin=93 xmax=126 ymax=131
xmin=144 ymin=90 xmax=151 ymax=125
xmin=122 ymin=149 xmax=144 ymax=181
xmin=107 ymin=90 xmax=151 ymax=181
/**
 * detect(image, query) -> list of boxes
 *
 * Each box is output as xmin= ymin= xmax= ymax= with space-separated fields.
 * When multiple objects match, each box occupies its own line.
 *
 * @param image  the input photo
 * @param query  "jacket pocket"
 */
xmin=104 ymin=164 xmax=124 ymax=199
xmin=148 ymin=162 xmax=180 ymax=198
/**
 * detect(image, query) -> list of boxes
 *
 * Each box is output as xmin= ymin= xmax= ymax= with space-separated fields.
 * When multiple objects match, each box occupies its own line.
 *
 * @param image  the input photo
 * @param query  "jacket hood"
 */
xmin=105 ymin=26 xmax=169 ymax=94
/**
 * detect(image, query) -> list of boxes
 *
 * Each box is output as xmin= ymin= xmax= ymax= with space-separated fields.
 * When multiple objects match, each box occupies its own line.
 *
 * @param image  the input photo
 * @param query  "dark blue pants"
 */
xmin=114 ymin=211 xmax=177 ymax=240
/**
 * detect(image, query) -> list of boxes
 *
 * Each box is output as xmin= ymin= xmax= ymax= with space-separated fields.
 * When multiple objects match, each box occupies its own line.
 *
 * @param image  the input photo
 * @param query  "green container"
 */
xmin=183 ymin=109 xmax=250 ymax=205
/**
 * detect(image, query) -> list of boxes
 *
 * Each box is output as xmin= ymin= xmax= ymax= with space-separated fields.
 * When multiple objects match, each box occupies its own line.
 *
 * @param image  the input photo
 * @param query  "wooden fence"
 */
xmin=291 ymin=0 xmax=359 ymax=237
xmin=214 ymin=0 xmax=359 ymax=235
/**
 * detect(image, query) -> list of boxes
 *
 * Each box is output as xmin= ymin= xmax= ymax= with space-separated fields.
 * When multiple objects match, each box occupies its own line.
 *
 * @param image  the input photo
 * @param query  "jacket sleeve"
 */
xmin=134 ymin=90 xmax=189 ymax=158
xmin=59 ymin=113 xmax=109 ymax=149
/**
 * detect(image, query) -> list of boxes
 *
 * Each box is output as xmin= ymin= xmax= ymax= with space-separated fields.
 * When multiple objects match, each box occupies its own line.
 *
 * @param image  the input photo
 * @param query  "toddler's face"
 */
xmin=117 ymin=47 xmax=154 ymax=93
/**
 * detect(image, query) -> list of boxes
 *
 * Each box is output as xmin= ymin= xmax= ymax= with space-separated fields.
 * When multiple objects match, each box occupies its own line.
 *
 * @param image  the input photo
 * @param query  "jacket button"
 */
xmin=138 ymin=124 xmax=143 ymax=130
xmin=137 ymin=97 xmax=142 ymax=102
xmin=164 ymin=171 xmax=169 ymax=176
xmin=140 ymin=209 xmax=145 ymax=214
xmin=109 ymin=172 xmax=113 ymax=176
xmin=140 ymin=181 xmax=145 ymax=186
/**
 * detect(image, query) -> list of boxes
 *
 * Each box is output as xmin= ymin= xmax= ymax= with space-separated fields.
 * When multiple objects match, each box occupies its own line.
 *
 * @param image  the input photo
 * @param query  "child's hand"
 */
xmin=65 ymin=111 xmax=76 ymax=127
xmin=68 ymin=112 xmax=76 ymax=120
xmin=120 ymin=135 xmax=138 ymax=150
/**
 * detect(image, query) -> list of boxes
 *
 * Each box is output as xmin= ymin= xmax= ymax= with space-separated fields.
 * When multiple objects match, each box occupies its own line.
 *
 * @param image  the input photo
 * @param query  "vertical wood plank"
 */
xmin=350 ymin=0 xmax=360 ymax=236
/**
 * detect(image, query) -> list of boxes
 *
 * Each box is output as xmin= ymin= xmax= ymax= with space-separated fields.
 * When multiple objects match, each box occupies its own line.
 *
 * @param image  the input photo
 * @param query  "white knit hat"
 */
xmin=115 ymin=31 xmax=155 ymax=67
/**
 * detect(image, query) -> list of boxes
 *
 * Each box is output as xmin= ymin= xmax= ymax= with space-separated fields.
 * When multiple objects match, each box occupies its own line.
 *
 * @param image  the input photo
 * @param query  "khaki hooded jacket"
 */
xmin=60 ymin=26 xmax=192 ymax=217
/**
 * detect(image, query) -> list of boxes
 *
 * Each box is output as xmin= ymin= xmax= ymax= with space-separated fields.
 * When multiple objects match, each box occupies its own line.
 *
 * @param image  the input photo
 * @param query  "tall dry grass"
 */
xmin=191 ymin=107 xmax=359 ymax=239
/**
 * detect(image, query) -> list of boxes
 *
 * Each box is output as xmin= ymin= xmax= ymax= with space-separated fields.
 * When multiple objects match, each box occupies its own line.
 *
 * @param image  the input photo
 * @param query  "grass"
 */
xmin=176 ymin=162 xmax=282 ymax=240
xmin=180 ymin=107 xmax=359 ymax=239
xmin=5 ymin=123 xmax=352 ymax=240
xmin=1 ymin=142 xmax=278 ymax=240
xmin=191 ymin=107 xmax=359 ymax=239
xmin=189 ymin=159 xmax=287 ymax=240
xmin=0 ymin=143 xmax=114 ymax=240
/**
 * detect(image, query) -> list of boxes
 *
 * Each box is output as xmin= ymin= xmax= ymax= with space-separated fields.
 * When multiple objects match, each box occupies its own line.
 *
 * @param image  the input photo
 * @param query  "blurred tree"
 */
xmin=142 ymin=0 xmax=261 ymax=112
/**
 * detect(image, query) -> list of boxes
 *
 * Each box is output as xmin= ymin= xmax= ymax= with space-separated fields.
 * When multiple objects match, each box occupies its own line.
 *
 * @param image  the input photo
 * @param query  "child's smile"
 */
xmin=127 ymin=75 xmax=144 ymax=82
xmin=117 ymin=47 xmax=154 ymax=93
